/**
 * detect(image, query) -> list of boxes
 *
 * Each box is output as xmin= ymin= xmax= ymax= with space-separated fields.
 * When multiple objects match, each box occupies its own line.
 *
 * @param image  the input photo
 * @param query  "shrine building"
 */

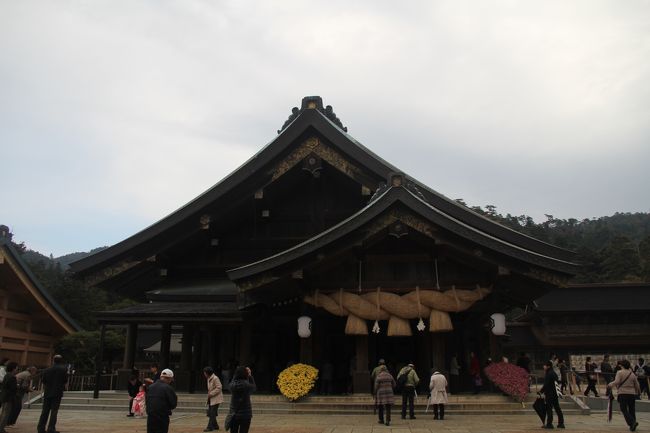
xmin=0 ymin=230 xmax=80 ymax=366
xmin=70 ymin=96 xmax=579 ymax=393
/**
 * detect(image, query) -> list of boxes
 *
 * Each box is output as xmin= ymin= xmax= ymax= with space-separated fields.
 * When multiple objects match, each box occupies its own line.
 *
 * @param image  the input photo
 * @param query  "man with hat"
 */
xmin=371 ymin=359 xmax=386 ymax=386
xmin=146 ymin=368 xmax=178 ymax=433
xmin=398 ymin=362 xmax=420 ymax=419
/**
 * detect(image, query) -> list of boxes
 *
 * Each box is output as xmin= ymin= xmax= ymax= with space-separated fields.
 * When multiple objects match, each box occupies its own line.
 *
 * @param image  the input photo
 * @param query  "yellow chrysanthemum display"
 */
xmin=276 ymin=363 xmax=319 ymax=401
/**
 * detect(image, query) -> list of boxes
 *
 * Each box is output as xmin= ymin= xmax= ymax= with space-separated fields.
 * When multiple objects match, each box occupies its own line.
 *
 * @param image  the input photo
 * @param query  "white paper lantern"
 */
xmin=297 ymin=316 xmax=312 ymax=338
xmin=490 ymin=313 xmax=506 ymax=336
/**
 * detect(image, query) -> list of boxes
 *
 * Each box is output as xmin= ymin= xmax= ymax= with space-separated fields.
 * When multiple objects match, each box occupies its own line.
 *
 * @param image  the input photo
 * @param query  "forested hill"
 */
xmin=457 ymin=203 xmax=650 ymax=283
xmin=20 ymin=247 xmax=108 ymax=271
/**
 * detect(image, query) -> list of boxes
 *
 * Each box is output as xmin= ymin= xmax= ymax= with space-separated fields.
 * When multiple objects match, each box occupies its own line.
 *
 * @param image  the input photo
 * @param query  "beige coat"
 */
xmin=429 ymin=372 xmax=448 ymax=404
xmin=207 ymin=373 xmax=224 ymax=406
xmin=608 ymin=368 xmax=641 ymax=396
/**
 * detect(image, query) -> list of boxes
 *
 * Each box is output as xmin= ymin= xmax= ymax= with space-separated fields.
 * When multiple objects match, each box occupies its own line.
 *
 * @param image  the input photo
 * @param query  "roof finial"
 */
xmin=277 ymin=96 xmax=348 ymax=134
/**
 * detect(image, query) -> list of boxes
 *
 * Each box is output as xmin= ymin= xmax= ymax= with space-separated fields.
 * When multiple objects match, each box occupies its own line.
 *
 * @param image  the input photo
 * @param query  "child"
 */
xmin=131 ymin=384 xmax=147 ymax=417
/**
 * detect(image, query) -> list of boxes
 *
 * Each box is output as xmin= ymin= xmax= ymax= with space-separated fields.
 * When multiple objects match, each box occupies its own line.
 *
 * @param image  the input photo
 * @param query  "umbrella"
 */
xmin=606 ymin=389 xmax=613 ymax=422
xmin=533 ymin=396 xmax=547 ymax=424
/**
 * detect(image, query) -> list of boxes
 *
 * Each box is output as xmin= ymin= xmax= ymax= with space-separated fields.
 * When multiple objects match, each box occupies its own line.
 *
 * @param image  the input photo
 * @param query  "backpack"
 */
xmin=396 ymin=368 xmax=410 ymax=391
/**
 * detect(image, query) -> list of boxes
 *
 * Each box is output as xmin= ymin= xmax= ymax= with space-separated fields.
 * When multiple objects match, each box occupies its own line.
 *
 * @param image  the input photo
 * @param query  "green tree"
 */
xmin=56 ymin=330 xmax=125 ymax=374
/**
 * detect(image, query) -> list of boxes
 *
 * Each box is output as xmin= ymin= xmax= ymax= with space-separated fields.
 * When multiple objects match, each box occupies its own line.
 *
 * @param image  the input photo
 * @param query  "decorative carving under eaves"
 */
xmin=524 ymin=268 xmax=570 ymax=287
xmin=83 ymin=260 xmax=142 ymax=288
xmin=269 ymin=137 xmax=374 ymax=190
xmin=238 ymin=274 xmax=280 ymax=292
xmin=365 ymin=208 xmax=437 ymax=240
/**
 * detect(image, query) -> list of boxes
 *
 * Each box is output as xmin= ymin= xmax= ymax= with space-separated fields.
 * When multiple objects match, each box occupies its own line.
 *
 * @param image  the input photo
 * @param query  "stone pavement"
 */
xmin=9 ymin=409 xmax=649 ymax=433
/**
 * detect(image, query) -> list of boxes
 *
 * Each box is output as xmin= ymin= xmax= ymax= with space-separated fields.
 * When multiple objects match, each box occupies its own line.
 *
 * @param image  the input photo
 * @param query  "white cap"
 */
xmin=161 ymin=368 xmax=174 ymax=378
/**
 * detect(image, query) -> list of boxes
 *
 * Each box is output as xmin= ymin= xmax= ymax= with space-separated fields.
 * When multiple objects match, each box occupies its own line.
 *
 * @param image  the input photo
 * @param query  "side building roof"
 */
xmin=0 ymin=239 xmax=81 ymax=333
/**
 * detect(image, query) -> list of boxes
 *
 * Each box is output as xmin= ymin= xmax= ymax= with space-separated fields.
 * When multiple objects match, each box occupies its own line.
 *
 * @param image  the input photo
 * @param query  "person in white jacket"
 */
xmin=204 ymin=367 xmax=224 ymax=432
xmin=429 ymin=370 xmax=449 ymax=420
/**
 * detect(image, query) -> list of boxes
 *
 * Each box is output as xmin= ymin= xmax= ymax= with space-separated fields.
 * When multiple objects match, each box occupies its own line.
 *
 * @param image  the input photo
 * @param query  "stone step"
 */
xmin=30 ymin=391 xmax=588 ymax=416
xmin=25 ymin=404 xmax=588 ymax=416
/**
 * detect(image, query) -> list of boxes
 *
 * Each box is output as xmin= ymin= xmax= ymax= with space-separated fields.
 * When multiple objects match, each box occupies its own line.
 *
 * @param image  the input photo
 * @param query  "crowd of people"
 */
xmin=0 ymin=354 xmax=68 ymax=433
xmin=124 ymin=362 xmax=256 ymax=433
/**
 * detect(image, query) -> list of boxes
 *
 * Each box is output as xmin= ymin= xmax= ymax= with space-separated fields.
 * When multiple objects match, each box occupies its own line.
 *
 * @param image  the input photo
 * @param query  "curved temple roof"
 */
xmin=71 ymin=96 xmax=576 ymax=275
xmin=227 ymin=181 xmax=579 ymax=282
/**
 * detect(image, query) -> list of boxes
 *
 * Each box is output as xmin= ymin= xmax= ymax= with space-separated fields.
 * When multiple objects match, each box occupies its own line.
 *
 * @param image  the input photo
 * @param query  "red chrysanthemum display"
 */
xmin=484 ymin=362 xmax=529 ymax=402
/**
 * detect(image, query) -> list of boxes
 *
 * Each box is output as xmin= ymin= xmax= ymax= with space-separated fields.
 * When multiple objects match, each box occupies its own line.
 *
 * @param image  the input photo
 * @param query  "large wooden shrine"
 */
xmin=0 ymin=230 xmax=79 ymax=366
xmin=70 ymin=96 xmax=578 ymax=393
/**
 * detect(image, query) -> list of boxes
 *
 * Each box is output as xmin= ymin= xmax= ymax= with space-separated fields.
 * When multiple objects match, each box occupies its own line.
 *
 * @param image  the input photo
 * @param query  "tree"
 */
xmin=56 ymin=330 xmax=125 ymax=374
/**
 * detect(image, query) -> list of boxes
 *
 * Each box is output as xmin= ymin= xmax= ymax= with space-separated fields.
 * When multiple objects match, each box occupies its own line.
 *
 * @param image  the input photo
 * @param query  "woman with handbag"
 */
xmin=227 ymin=366 xmax=256 ymax=433
xmin=608 ymin=359 xmax=641 ymax=432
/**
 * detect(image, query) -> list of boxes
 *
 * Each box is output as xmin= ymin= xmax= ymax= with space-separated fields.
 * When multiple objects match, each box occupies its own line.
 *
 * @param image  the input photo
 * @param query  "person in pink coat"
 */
xmin=131 ymin=384 xmax=147 ymax=417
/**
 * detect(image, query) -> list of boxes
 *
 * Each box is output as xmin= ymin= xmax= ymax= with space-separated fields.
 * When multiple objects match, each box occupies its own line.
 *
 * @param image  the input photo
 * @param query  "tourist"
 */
xmin=132 ymin=384 xmax=147 ymax=417
xmin=540 ymin=360 xmax=565 ymax=429
xmin=127 ymin=373 xmax=142 ymax=417
xmin=558 ymin=359 xmax=569 ymax=394
xmin=371 ymin=359 xmax=386 ymax=388
xmin=8 ymin=366 xmax=37 ymax=426
xmin=429 ymin=369 xmax=448 ymax=420
xmin=601 ymin=355 xmax=615 ymax=383
xmin=449 ymin=355 xmax=460 ymax=394
xmin=608 ymin=359 xmax=641 ymax=431
xmin=584 ymin=356 xmax=599 ymax=397
xmin=204 ymin=366 xmax=224 ymax=432
xmin=0 ymin=362 xmax=18 ymax=432
xmin=374 ymin=365 xmax=395 ymax=426
xmin=229 ymin=366 xmax=256 ymax=433
xmin=469 ymin=352 xmax=481 ymax=394
xmin=37 ymin=355 xmax=68 ymax=433
xmin=146 ymin=368 xmax=177 ymax=433
xmin=145 ymin=363 xmax=161 ymax=385
xmin=635 ymin=358 xmax=649 ymax=399
xmin=397 ymin=362 xmax=419 ymax=420
xmin=550 ymin=353 xmax=560 ymax=377
xmin=0 ymin=359 xmax=8 ymax=385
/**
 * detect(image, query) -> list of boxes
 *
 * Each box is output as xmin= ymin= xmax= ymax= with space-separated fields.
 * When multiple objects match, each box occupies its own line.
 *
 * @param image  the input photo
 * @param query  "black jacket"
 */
xmin=229 ymin=376 xmax=256 ymax=420
xmin=42 ymin=364 xmax=68 ymax=398
xmin=541 ymin=369 xmax=559 ymax=401
xmin=146 ymin=381 xmax=177 ymax=417
xmin=127 ymin=379 xmax=142 ymax=398
xmin=0 ymin=372 xmax=17 ymax=403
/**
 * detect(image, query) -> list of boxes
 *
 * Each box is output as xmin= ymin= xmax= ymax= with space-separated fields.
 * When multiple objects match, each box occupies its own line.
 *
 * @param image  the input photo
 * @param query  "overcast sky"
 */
xmin=1 ymin=1 xmax=649 ymax=257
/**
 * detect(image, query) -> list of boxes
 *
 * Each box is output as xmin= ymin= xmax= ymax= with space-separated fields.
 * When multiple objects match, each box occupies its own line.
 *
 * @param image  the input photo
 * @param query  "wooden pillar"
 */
xmin=180 ymin=324 xmax=193 ymax=371
xmin=93 ymin=324 xmax=106 ymax=399
xmin=208 ymin=328 xmax=218 ymax=369
xmin=352 ymin=335 xmax=370 ymax=393
xmin=122 ymin=323 xmax=137 ymax=370
xmin=431 ymin=333 xmax=446 ymax=373
xmin=190 ymin=327 xmax=203 ymax=394
xmin=160 ymin=324 xmax=171 ymax=369
xmin=239 ymin=321 xmax=253 ymax=366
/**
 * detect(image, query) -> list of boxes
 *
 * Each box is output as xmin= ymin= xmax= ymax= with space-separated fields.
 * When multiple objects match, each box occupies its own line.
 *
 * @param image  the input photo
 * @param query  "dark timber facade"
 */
xmin=71 ymin=96 xmax=578 ymax=393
